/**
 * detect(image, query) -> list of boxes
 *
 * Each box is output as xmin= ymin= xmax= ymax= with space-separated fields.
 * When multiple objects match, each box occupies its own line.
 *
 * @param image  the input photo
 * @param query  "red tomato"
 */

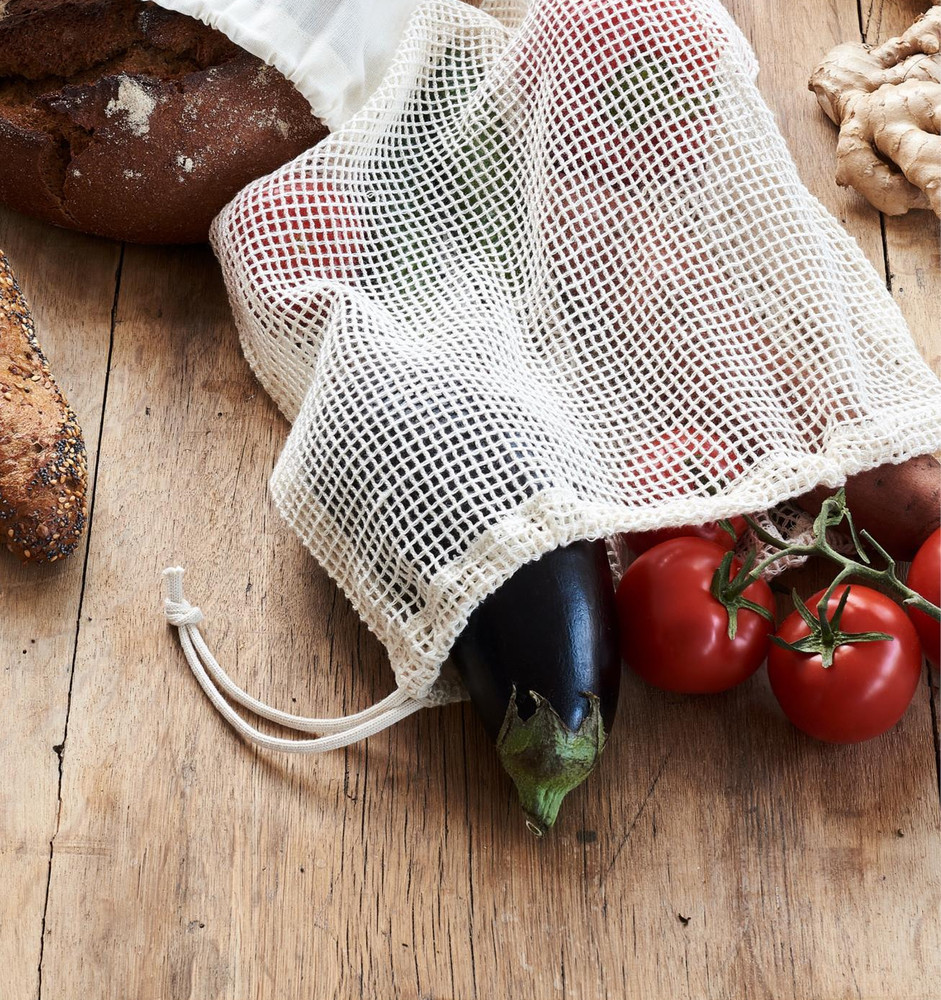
xmin=906 ymin=527 xmax=940 ymax=669
xmin=626 ymin=519 xmax=745 ymax=555
xmin=233 ymin=172 xmax=363 ymax=332
xmin=252 ymin=173 xmax=361 ymax=284
xmin=768 ymin=586 xmax=923 ymax=743
xmin=616 ymin=537 xmax=774 ymax=693
xmin=632 ymin=427 xmax=742 ymax=493
xmin=517 ymin=0 xmax=721 ymax=175
xmin=622 ymin=428 xmax=748 ymax=553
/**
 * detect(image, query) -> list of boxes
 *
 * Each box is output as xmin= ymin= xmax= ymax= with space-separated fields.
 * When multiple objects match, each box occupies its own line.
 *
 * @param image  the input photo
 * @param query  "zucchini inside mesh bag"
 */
xmin=162 ymin=1 xmax=941 ymax=748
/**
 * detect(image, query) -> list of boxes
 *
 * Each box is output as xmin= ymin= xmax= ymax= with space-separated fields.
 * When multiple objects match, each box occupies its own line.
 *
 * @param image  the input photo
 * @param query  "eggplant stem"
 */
xmin=496 ymin=690 xmax=607 ymax=835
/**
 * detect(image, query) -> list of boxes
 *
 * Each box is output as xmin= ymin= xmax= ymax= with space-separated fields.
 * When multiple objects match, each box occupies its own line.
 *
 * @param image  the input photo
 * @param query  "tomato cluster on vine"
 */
xmin=615 ymin=519 xmax=940 ymax=745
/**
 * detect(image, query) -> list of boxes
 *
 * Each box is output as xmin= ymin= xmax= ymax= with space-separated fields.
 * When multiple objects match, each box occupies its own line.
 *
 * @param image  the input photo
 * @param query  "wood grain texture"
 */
xmin=2 ymin=2 xmax=939 ymax=999
xmin=0 ymin=216 xmax=118 ymax=999
xmin=859 ymin=0 xmax=941 ymax=373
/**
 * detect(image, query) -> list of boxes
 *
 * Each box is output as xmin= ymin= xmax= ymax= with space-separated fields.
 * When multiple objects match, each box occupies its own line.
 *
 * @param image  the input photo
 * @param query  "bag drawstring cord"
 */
xmin=162 ymin=567 xmax=423 ymax=753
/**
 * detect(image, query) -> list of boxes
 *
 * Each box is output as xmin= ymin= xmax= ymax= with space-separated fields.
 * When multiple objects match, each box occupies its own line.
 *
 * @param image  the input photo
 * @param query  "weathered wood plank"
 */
xmin=21 ymin=2 xmax=941 ymax=999
xmin=0 ymin=210 xmax=118 ymax=1000
xmin=860 ymin=0 xmax=941 ymax=816
xmin=860 ymin=0 xmax=941 ymax=374
xmin=34 ymin=243 xmax=408 ymax=998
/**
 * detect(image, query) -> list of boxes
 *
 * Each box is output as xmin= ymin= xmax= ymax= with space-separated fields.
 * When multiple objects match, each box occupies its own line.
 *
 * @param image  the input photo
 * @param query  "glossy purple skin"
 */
xmin=451 ymin=539 xmax=621 ymax=737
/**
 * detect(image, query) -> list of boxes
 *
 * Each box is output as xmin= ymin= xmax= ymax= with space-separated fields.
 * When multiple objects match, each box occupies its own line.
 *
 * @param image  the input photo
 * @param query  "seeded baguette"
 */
xmin=0 ymin=249 xmax=87 ymax=563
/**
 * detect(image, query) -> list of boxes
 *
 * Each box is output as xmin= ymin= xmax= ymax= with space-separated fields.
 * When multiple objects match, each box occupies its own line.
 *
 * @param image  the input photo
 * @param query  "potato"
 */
xmin=795 ymin=454 xmax=940 ymax=561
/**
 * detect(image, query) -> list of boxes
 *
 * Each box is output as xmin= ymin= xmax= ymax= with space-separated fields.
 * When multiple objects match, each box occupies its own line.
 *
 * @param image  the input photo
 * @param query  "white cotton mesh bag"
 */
xmin=161 ymin=0 xmax=941 ymax=743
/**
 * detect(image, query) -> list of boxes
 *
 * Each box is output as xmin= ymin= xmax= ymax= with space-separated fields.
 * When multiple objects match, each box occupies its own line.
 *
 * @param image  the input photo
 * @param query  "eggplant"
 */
xmin=302 ymin=359 xmax=620 ymax=833
xmin=450 ymin=539 xmax=621 ymax=836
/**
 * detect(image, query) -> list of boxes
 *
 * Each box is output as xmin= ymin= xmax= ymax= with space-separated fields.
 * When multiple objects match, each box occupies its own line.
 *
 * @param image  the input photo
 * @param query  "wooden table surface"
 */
xmin=2 ymin=2 xmax=939 ymax=998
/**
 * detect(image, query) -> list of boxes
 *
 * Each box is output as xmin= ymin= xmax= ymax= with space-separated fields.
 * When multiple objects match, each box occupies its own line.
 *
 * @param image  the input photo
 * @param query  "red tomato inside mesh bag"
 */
xmin=159 ymin=0 xmax=941 ymax=705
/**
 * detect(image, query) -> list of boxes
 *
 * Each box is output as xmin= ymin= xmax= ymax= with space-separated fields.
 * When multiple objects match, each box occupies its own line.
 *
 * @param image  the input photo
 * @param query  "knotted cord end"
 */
xmin=160 ymin=566 xmax=423 ymax=752
xmin=163 ymin=566 xmax=205 ymax=628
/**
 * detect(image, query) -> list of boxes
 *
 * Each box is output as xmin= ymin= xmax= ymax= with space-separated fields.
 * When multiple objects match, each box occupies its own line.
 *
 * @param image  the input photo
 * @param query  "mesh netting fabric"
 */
xmin=209 ymin=0 xmax=941 ymax=705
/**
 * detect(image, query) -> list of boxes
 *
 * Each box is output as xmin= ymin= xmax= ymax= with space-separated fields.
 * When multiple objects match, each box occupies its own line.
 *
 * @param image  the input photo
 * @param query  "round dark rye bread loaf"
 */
xmin=0 ymin=0 xmax=329 ymax=243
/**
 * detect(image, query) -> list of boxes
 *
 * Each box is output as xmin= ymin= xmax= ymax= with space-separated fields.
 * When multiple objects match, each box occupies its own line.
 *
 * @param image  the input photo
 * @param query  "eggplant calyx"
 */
xmin=496 ymin=690 xmax=607 ymax=837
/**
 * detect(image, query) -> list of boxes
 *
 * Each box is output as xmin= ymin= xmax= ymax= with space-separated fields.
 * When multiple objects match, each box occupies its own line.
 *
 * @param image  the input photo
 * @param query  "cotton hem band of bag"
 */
xmin=159 ymin=0 xmax=941 ymax=749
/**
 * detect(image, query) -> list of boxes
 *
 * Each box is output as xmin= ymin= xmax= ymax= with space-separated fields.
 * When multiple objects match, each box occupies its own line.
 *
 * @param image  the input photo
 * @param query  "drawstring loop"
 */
xmin=162 ymin=567 xmax=423 ymax=753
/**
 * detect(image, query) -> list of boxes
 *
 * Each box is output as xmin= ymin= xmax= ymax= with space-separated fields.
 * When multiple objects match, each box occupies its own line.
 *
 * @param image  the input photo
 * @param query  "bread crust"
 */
xmin=0 ymin=248 xmax=87 ymax=563
xmin=0 ymin=0 xmax=329 ymax=243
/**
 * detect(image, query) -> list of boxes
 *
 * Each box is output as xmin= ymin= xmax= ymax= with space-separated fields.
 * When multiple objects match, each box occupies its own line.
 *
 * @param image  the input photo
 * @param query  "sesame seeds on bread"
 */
xmin=0 ymin=248 xmax=87 ymax=563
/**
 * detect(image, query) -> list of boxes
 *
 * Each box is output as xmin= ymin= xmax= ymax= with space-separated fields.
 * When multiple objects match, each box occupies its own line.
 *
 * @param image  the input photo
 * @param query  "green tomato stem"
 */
xmin=709 ymin=549 xmax=775 ymax=640
xmin=772 ymin=585 xmax=894 ymax=666
xmin=741 ymin=490 xmax=941 ymax=623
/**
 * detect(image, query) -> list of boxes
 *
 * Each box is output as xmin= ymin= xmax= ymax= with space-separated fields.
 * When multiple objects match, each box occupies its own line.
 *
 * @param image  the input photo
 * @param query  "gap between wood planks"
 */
xmin=931 ymin=673 xmax=941 ymax=805
xmin=35 ymin=245 xmax=124 ymax=998
xmin=29 ymin=0 xmax=941 ymax=987
xmin=855 ymin=1 xmax=892 ymax=297
xmin=857 ymin=0 xmax=941 ymax=807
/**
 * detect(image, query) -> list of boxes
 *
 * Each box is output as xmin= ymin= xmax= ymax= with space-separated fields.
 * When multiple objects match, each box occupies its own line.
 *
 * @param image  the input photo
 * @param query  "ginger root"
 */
xmin=809 ymin=5 xmax=941 ymax=216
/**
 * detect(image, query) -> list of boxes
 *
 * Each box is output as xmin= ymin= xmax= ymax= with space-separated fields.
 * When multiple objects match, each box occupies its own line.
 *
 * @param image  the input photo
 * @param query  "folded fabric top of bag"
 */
xmin=151 ymin=0 xmax=435 ymax=128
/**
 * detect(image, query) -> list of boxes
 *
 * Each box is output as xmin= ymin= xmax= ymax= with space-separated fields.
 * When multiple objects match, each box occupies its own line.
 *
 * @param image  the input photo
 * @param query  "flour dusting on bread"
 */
xmin=0 ymin=0 xmax=329 ymax=243
xmin=105 ymin=75 xmax=157 ymax=137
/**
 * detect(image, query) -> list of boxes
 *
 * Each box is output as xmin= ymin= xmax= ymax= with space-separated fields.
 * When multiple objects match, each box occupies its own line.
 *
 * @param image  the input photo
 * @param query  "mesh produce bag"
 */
xmin=162 ymin=0 xmax=941 ymax=740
